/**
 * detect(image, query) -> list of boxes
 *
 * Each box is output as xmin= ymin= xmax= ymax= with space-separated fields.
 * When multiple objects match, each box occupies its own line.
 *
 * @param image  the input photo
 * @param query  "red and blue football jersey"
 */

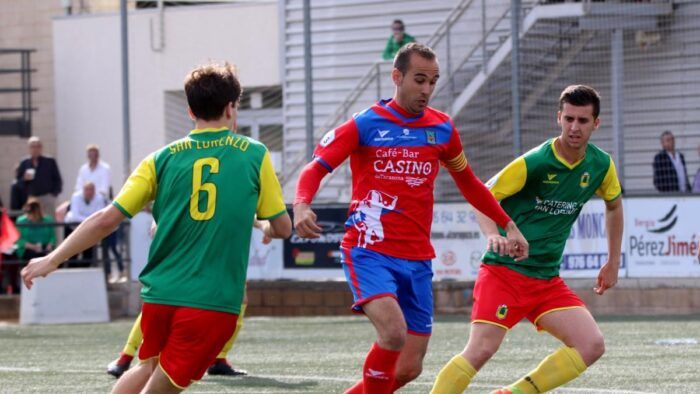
xmin=313 ymin=99 xmax=469 ymax=260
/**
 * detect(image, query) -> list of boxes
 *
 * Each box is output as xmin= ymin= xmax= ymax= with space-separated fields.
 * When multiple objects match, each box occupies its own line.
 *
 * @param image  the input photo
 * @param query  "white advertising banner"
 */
xmin=561 ymin=199 xmax=627 ymax=278
xmin=431 ymin=203 xmax=484 ymax=281
xmin=246 ymin=228 xmax=285 ymax=280
xmin=626 ymin=197 xmax=700 ymax=277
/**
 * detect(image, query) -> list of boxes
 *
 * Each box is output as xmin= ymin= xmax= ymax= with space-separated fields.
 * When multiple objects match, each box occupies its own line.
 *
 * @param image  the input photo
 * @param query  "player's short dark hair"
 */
xmin=392 ymin=19 xmax=405 ymax=29
xmin=559 ymin=85 xmax=600 ymax=119
xmin=393 ymin=43 xmax=437 ymax=75
xmin=184 ymin=62 xmax=242 ymax=121
xmin=660 ymin=130 xmax=674 ymax=139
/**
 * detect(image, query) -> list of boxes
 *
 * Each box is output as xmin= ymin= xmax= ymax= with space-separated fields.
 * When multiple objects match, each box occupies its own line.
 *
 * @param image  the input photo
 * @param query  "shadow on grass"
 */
xmin=208 ymin=375 xmax=319 ymax=390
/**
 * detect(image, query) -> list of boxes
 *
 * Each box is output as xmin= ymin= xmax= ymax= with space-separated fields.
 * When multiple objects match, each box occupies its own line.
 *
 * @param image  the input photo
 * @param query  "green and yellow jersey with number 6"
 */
xmin=482 ymin=138 xmax=622 ymax=279
xmin=113 ymin=127 xmax=286 ymax=314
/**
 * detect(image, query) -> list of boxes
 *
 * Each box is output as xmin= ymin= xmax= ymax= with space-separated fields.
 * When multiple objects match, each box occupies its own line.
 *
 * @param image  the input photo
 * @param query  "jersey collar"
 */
xmin=551 ymin=138 xmax=585 ymax=170
xmin=190 ymin=127 xmax=230 ymax=135
xmin=381 ymin=99 xmax=424 ymax=123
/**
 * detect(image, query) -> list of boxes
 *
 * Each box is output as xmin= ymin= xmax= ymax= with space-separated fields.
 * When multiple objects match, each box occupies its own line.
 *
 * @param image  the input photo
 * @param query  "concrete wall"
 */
xmin=0 ymin=0 xmax=65 ymax=207
xmin=52 ymin=2 xmax=280 ymax=201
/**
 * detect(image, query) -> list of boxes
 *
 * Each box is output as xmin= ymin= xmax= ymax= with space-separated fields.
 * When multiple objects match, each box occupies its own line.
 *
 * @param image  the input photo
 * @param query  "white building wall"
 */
xmin=53 ymin=2 xmax=280 ymax=200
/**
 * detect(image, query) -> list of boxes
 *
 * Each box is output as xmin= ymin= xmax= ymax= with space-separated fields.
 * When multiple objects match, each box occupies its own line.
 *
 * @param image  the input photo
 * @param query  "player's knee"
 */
xmin=464 ymin=340 xmax=499 ymax=368
xmin=395 ymin=363 xmax=422 ymax=384
xmin=587 ymin=334 xmax=606 ymax=363
xmin=576 ymin=333 xmax=605 ymax=365
xmin=380 ymin=328 xmax=406 ymax=350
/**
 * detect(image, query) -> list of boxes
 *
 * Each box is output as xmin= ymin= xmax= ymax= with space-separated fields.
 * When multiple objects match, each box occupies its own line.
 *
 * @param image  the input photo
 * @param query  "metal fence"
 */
xmin=0 ymin=221 xmax=132 ymax=295
xmin=295 ymin=0 xmax=700 ymax=200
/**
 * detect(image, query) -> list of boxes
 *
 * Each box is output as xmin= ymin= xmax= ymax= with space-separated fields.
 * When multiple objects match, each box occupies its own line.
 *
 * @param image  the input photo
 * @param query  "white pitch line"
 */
xmin=208 ymin=373 xmax=655 ymax=394
xmin=0 ymin=366 xmax=655 ymax=394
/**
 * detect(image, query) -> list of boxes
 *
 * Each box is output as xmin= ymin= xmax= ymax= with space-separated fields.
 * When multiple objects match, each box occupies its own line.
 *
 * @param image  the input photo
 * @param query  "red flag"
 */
xmin=0 ymin=209 xmax=20 ymax=254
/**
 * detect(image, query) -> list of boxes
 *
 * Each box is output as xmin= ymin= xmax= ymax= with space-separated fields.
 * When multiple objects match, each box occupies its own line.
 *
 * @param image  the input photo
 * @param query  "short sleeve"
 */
xmin=595 ymin=157 xmax=622 ymax=201
xmin=256 ymin=150 xmax=287 ymax=220
xmin=113 ymin=155 xmax=157 ymax=218
xmin=485 ymin=156 xmax=528 ymax=201
xmin=312 ymin=119 xmax=360 ymax=172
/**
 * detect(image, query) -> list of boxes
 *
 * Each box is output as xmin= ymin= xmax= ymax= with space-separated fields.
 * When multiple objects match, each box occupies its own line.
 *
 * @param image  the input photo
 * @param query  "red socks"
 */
xmin=345 ymin=379 xmax=405 ymax=394
xmin=345 ymin=342 xmax=401 ymax=394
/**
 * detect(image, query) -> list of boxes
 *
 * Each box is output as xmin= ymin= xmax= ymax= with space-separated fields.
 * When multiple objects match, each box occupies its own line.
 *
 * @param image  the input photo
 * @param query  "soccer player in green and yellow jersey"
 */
xmin=431 ymin=85 xmax=624 ymax=394
xmin=22 ymin=62 xmax=291 ymax=393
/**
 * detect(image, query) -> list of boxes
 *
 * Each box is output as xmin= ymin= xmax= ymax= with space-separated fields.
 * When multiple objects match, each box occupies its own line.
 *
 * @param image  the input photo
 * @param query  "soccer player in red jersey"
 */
xmin=294 ymin=43 xmax=529 ymax=393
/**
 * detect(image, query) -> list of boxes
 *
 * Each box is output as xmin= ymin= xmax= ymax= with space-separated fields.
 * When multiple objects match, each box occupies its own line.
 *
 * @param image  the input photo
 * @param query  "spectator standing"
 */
xmin=75 ymin=144 xmax=111 ymax=198
xmin=382 ymin=19 xmax=416 ymax=60
xmin=653 ymin=130 xmax=690 ymax=192
xmin=693 ymin=144 xmax=700 ymax=193
xmin=14 ymin=137 xmax=63 ymax=214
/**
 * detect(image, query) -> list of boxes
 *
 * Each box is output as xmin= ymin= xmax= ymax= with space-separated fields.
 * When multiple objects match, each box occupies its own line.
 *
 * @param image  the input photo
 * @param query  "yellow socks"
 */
xmin=216 ymin=303 xmax=247 ymax=359
xmin=121 ymin=313 xmax=143 ymax=357
xmin=431 ymin=354 xmax=477 ymax=394
xmin=509 ymin=347 xmax=587 ymax=394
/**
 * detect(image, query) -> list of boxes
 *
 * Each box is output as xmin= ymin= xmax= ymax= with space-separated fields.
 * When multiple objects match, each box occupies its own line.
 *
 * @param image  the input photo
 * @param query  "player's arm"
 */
xmin=21 ymin=205 xmax=125 ymax=289
xmin=474 ymin=156 xmax=528 ymax=259
xmin=294 ymin=120 xmax=359 ymax=239
xmin=21 ymin=155 xmax=157 ymax=289
xmin=595 ymin=158 xmax=623 ymax=295
xmin=442 ymin=130 xmax=528 ymax=260
xmin=257 ymin=150 xmax=292 ymax=240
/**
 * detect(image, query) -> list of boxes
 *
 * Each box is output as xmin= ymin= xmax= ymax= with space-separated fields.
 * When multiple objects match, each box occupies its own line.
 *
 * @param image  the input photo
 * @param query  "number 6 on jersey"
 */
xmin=190 ymin=157 xmax=219 ymax=220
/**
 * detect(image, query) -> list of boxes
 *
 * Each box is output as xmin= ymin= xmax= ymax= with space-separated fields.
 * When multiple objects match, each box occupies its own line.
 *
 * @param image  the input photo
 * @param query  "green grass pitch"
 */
xmin=1 ymin=315 xmax=698 ymax=393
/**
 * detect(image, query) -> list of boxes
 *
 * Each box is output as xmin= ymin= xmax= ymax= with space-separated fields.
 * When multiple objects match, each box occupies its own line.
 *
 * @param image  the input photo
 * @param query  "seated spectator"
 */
xmin=64 ymin=182 xmax=108 ymax=268
xmin=382 ymin=19 xmax=416 ymax=60
xmin=65 ymin=182 xmax=108 ymax=223
xmin=652 ymin=130 xmax=690 ymax=192
xmin=11 ymin=198 xmax=55 ymax=292
xmin=15 ymin=197 xmax=55 ymax=261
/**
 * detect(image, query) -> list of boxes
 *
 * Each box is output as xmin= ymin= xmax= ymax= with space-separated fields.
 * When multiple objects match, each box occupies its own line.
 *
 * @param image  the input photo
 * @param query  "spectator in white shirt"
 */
xmin=63 ymin=182 xmax=109 ymax=268
xmin=75 ymin=144 xmax=111 ymax=198
xmin=66 ymin=182 xmax=108 ymax=223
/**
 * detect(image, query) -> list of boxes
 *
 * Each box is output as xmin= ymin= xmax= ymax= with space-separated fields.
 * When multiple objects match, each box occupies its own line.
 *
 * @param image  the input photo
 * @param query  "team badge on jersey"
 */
xmin=426 ymin=130 xmax=436 ymax=144
xmin=580 ymin=172 xmax=590 ymax=188
xmin=320 ymin=129 xmax=336 ymax=147
xmin=496 ymin=304 xmax=508 ymax=320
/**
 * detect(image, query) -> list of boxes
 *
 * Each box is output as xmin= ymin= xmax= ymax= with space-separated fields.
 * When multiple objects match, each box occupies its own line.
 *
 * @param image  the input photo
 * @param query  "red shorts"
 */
xmin=471 ymin=264 xmax=585 ymax=330
xmin=139 ymin=303 xmax=238 ymax=389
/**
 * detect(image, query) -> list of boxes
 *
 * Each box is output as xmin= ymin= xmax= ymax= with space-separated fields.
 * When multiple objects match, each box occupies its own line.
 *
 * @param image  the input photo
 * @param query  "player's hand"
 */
xmin=486 ymin=234 xmax=509 ymax=256
xmin=293 ymin=203 xmax=322 ymax=239
xmin=594 ymin=260 xmax=619 ymax=295
xmin=504 ymin=221 xmax=529 ymax=262
xmin=254 ymin=219 xmax=273 ymax=244
xmin=21 ymin=255 xmax=59 ymax=290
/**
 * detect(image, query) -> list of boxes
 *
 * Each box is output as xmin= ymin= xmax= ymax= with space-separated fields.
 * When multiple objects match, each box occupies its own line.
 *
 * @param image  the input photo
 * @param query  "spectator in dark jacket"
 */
xmin=14 ymin=137 xmax=63 ymax=215
xmin=653 ymin=130 xmax=690 ymax=192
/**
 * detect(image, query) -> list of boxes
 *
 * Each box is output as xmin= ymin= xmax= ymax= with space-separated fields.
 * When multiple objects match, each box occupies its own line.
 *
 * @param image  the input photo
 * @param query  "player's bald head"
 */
xmin=393 ymin=43 xmax=438 ymax=75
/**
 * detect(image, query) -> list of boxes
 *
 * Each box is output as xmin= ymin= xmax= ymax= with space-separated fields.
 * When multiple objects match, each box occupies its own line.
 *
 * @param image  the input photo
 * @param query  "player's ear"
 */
xmin=556 ymin=111 xmax=562 ymax=125
xmin=187 ymin=106 xmax=197 ymax=121
xmin=391 ymin=68 xmax=403 ymax=87
xmin=593 ymin=116 xmax=600 ymax=129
